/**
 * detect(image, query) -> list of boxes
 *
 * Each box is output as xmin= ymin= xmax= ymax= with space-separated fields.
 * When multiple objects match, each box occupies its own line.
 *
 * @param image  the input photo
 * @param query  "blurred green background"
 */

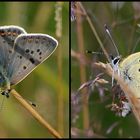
xmin=71 ymin=2 xmax=140 ymax=138
xmin=0 ymin=2 xmax=69 ymax=138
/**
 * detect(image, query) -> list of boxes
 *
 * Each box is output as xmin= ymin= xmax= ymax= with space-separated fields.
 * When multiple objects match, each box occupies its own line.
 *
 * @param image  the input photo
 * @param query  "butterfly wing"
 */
xmin=119 ymin=52 xmax=140 ymax=70
xmin=120 ymin=63 xmax=140 ymax=98
xmin=8 ymin=34 xmax=58 ymax=85
xmin=0 ymin=26 xmax=26 ymax=71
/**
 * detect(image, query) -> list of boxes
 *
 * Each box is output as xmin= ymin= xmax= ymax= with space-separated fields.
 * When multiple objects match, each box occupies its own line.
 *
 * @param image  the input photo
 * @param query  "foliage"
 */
xmin=71 ymin=2 xmax=140 ymax=138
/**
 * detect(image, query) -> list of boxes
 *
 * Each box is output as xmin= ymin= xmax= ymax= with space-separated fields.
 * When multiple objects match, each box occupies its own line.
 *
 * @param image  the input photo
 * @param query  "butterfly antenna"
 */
xmin=104 ymin=24 xmax=120 ymax=56
xmin=86 ymin=50 xmax=103 ymax=55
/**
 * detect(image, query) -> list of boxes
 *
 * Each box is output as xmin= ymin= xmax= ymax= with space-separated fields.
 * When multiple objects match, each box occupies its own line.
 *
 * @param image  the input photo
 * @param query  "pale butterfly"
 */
xmin=104 ymin=25 xmax=133 ymax=117
xmin=0 ymin=25 xmax=58 ymax=98
xmin=111 ymin=53 xmax=140 ymax=117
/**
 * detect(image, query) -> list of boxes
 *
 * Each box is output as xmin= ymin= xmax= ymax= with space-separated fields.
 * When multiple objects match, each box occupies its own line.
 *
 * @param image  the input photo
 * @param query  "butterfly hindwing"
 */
xmin=8 ymin=34 xmax=58 ymax=85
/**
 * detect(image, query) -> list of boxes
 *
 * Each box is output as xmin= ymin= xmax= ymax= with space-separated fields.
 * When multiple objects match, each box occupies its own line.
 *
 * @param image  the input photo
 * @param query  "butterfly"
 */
xmin=0 ymin=25 xmax=58 ymax=97
xmin=104 ymin=24 xmax=136 ymax=117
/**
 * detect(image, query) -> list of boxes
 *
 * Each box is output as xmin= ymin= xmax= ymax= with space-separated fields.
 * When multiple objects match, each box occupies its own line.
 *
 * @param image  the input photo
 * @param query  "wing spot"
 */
xmin=17 ymin=55 xmax=22 ymax=59
xmin=139 ymin=69 xmax=140 ymax=72
xmin=23 ymin=37 xmax=26 ymax=40
xmin=23 ymin=66 xmax=27 ymax=70
xmin=0 ymin=30 xmax=5 ymax=36
xmin=39 ymin=57 xmax=42 ymax=59
xmin=25 ymin=49 xmax=30 ymax=53
xmin=37 ymin=49 xmax=40 ymax=52
xmin=31 ymin=50 xmax=34 ymax=54
xmin=39 ymin=52 xmax=42 ymax=55
xmin=29 ymin=58 xmax=35 ymax=64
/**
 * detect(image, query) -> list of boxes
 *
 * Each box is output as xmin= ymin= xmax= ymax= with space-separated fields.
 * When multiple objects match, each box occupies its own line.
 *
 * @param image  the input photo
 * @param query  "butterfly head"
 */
xmin=110 ymin=55 xmax=121 ymax=71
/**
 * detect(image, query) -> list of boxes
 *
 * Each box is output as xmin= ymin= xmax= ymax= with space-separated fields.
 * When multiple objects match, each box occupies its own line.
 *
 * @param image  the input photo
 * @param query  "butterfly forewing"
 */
xmin=0 ymin=26 xmax=26 ymax=70
xmin=9 ymin=34 xmax=58 ymax=85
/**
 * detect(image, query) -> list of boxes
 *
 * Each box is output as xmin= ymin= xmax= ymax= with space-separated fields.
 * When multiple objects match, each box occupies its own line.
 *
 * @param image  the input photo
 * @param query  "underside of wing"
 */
xmin=8 ymin=34 xmax=58 ymax=85
xmin=0 ymin=26 xmax=26 ymax=73
xmin=120 ymin=63 xmax=140 ymax=98
xmin=120 ymin=52 xmax=140 ymax=69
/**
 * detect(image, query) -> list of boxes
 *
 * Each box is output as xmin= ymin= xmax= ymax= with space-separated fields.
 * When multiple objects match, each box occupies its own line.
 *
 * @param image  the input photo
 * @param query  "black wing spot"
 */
xmin=29 ymin=58 xmax=35 ymax=64
xmin=17 ymin=55 xmax=22 ymax=59
xmin=23 ymin=37 xmax=26 ymax=40
xmin=31 ymin=50 xmax=34 ymax=54
xmin=39 ymin=57 xmax=42 ymax=59
xmin=1 ymin=30 xmax=4 ymax=34
xmin=23 ymin=66 xmax=27 ymax=70
xmin=37 ymin=49 xmax=40 ymax=52
xmin=25 ymin=49 xmax=30 ymax=53
xmin=39 ymin=52 xmax=42 ymax=55
xmin=139 ymin=68 xmax=140 ymax=72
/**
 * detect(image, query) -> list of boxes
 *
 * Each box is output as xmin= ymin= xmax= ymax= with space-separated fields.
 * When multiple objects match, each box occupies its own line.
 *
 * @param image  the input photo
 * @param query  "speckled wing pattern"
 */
xmin=119 ymin=52 xmax=140 ymax=98
xmin=9 ymin=34 xmax=58 ymax=85
xmin=0 ymin=26 xmax=58 ymax=86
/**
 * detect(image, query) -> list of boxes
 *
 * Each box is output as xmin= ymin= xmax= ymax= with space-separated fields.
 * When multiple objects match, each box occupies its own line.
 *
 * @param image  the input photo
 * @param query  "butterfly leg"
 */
xmin=112 ymin=70 xmax=115 ymax=87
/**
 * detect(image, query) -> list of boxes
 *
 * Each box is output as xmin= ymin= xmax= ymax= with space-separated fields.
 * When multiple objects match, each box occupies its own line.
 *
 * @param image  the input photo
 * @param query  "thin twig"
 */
xmin=55 ymin=2 xmax=64 ymax=136
xmin=76 ymin=3 xmax=89 ymax=129
xmin=78 ymin=2 xmax=111 ymax=63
